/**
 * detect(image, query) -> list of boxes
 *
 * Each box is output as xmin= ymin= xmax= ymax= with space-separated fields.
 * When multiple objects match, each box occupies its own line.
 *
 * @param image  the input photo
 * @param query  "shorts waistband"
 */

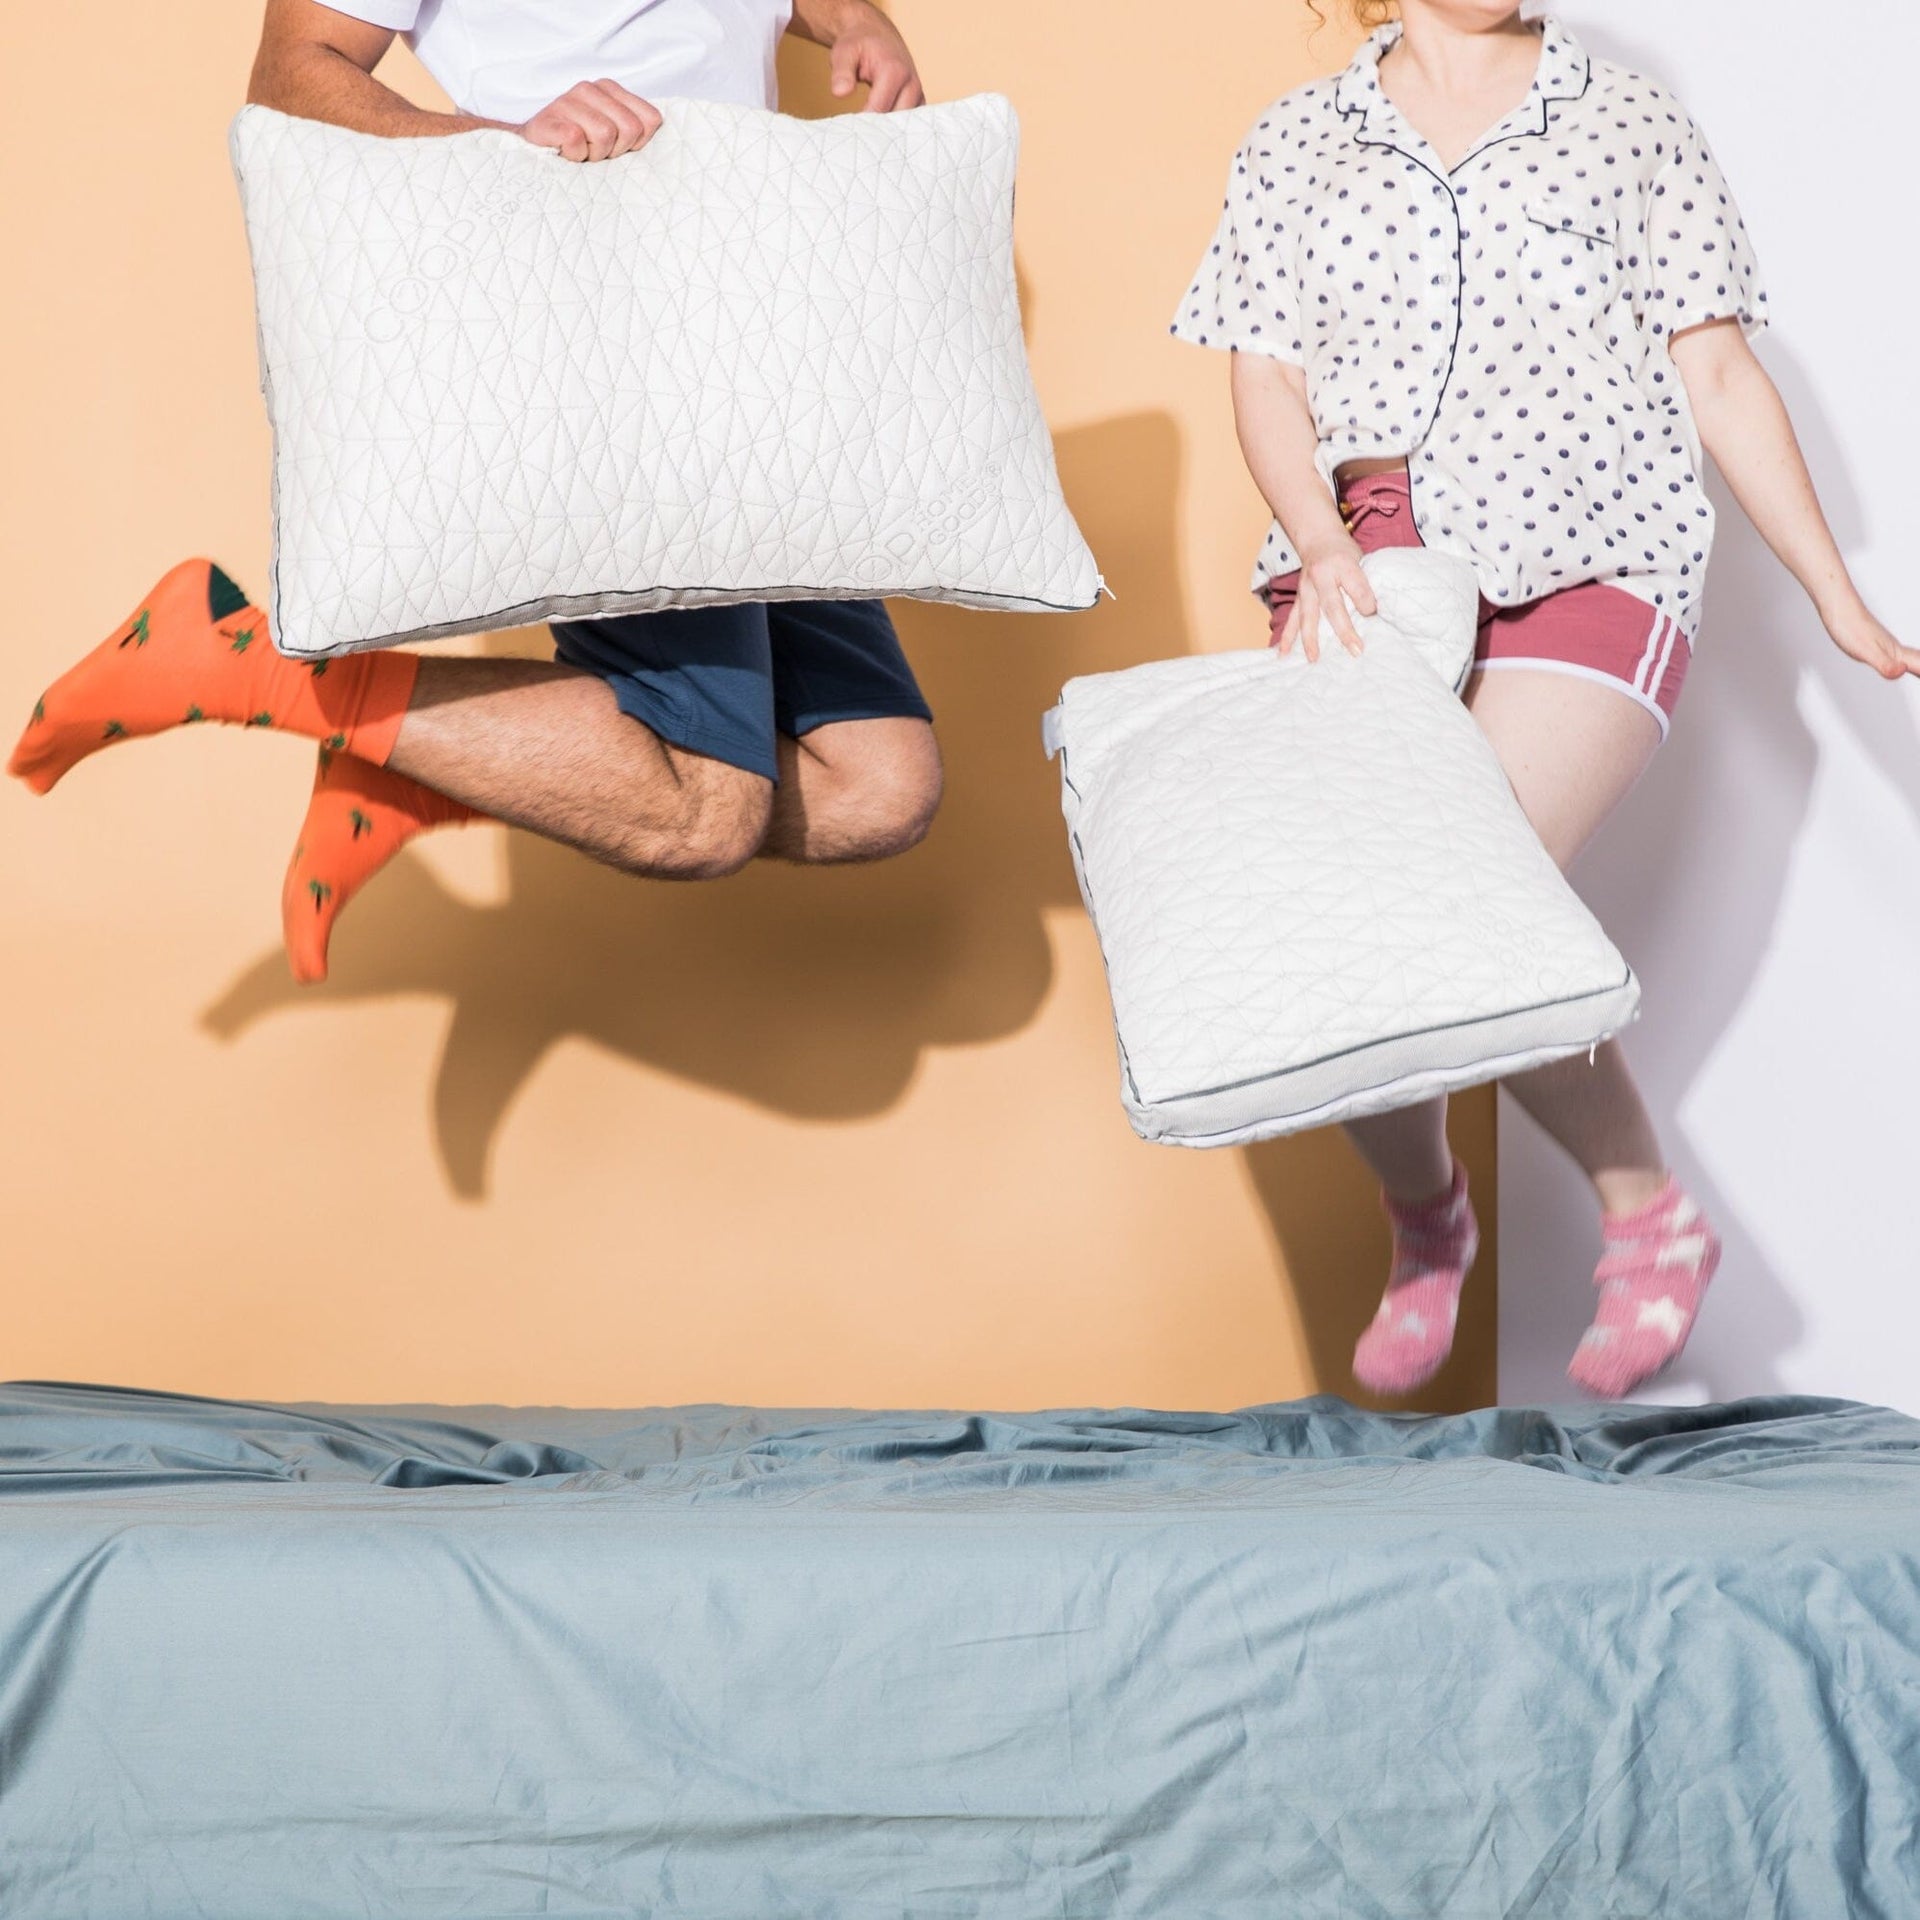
xmin=1337 ymin=467 xmax=1415 ymax=535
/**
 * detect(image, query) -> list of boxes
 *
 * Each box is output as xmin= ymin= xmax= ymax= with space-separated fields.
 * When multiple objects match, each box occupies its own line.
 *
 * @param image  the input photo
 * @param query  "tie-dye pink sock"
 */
xmin=1567 ymin=1178 xmax=1720 ymax=1398
xmin=1352 ymin=1163 xmax=1479 ymax=1397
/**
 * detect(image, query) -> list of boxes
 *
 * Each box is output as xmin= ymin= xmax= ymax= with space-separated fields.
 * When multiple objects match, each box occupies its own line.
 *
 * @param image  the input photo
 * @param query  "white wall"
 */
xmin=1498 ymin=5 xmax=1920 ymax=1410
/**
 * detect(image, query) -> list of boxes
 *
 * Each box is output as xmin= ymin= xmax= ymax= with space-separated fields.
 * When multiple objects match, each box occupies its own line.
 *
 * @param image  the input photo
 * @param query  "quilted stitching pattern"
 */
xmin=230 ymin=98 xmax=1101 ymax=660
xmin=1051 ymin=549 xmax=1640 ymax=1146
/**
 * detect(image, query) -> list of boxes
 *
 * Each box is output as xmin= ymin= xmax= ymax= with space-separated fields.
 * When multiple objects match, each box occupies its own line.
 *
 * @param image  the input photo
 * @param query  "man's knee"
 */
xmin=610 ymin=758 xmax=772 ymax=880
xmin=834 ymin=726 xmax=943 ymax=862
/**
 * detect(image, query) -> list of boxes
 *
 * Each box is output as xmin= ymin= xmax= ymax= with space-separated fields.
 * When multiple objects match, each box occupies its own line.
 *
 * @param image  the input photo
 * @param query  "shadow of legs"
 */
xmin=201 ymin=413 xmax=1194 ymax=1202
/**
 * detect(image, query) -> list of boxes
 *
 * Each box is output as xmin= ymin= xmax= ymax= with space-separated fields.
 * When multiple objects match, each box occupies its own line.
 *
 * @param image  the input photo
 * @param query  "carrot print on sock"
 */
xmin=7 ymin=559 xmax=419 ymax=795
xmin=282 ymin=747 xmax=479 ymax=985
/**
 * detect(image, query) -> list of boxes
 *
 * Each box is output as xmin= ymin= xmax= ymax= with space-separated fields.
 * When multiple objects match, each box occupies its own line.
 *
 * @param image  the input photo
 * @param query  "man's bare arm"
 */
xmin=247 ymin=0 xmax=662 ymax=160
xmin=247 ymin=0 xmax=491 ymax=136
xmin=786 ymin=0 xmax=924 ymax=111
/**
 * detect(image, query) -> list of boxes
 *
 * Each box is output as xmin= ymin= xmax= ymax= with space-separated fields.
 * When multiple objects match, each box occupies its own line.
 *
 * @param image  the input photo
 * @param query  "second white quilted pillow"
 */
xmin=230 ymin=97 xmax=1101 ymax=659
xmin=1047 ymin=549 xmax=1640 ymax=1147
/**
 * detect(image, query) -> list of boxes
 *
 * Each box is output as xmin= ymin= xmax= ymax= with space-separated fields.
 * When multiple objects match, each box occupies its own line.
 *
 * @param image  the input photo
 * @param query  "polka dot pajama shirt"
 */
xmin=1174 ymin=15 xmax=1767 ymax=732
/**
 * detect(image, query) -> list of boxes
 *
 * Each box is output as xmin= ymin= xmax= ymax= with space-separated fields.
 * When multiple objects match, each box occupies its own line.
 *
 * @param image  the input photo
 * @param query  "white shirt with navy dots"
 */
xmin=1173 ymin=15 xmax=1766 ymax=637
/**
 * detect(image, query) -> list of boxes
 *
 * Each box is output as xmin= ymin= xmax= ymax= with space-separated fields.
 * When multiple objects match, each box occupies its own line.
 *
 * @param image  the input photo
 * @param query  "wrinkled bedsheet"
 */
xmin=1 ymin=1384 xmax=1916 ymax=1918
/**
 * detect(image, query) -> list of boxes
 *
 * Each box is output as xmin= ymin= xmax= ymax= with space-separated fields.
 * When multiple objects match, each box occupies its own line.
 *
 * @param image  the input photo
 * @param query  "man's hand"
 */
xmin=521 ymin=80 xmax=662 ymax=162
xmin=790 ymin=0 xmax=924 ymax=111
xmin=829 ymin=8 xmax=924 ymax=111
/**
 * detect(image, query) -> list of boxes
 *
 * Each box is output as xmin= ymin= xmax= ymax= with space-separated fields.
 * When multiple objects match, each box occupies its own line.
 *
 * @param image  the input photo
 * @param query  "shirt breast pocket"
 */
xmin=1520 ymin=197 xmax=1620 ymax=317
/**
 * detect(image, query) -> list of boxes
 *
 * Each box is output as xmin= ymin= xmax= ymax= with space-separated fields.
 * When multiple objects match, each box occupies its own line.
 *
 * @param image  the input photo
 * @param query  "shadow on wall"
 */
xmin=204 ymin=51 xmax=1193 ymax=1199
xmin=202 ymin=32 xmax=1496 ymax=1403
xmin=195 ymin=387 xmax=1495 ymax=1405
xmin=203 ymin=415 xmax=1183 ymax=1198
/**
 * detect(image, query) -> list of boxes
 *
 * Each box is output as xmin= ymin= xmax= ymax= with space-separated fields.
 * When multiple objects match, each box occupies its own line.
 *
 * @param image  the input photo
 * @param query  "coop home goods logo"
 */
xmin=856 ymin=462 xmax=1005 ymax=585
xmin=362 ymin=180 xmax=526 ymax=345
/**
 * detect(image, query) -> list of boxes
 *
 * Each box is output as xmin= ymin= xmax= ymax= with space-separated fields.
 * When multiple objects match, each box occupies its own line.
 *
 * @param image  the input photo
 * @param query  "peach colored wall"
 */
xmin=0 ymin=1 xmax=1495 ymax=1410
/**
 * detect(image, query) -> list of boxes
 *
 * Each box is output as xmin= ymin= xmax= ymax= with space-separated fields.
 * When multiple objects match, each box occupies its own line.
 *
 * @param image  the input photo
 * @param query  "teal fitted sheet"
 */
xmin=1 ymin=1384 xmax=1916 ymax=1918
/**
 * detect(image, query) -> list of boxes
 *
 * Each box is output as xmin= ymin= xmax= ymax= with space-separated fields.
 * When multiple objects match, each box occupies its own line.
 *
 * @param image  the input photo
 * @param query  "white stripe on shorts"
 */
xmin=1640 ymin=613 xmax=1682 ymax=700
xmin=1631 ymin=607 xmax=1668 ymax=695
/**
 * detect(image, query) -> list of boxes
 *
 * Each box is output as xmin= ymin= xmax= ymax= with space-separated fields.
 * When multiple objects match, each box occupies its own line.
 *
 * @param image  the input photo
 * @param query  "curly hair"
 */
xmin=1309 ymin=0 xmax=1399 ymax=26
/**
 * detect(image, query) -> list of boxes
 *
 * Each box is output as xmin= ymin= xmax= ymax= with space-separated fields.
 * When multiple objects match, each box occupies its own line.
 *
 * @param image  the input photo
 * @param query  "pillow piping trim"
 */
xmin=1063 ymin=735 xmax=1637 ymax=1128
xmin=271 ymin=580 xmax=1102 ymax=657
xmin=1129 ymin=970 xmax=1637 ymax=1112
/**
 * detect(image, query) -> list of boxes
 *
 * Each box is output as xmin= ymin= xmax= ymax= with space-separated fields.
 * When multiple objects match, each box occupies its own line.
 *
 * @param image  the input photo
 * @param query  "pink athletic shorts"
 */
xmin=1264 ymin=470 xmax=1691 ymax=735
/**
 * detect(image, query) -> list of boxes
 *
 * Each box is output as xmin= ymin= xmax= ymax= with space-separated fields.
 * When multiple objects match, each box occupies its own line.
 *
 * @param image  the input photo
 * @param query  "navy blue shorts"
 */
xmin=550 ymin=599 xmax=932 ymax=784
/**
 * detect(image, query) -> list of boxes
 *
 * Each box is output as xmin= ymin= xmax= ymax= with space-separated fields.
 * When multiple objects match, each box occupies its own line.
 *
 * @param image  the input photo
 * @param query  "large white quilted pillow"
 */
xmin=230 ymin=98 xmax=1101 ymax=659
xmin=1047 ymin=549 xmax=1640 ymax=1147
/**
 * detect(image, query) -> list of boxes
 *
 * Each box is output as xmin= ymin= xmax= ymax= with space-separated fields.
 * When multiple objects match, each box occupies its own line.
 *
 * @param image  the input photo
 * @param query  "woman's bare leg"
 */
xmin=1342 ymin=1097 xmax=1455 ymax=1206
xmin=1339 ymin=667 xmax=1662 ymax=1205
xmin=1338 ymin=664 xmax=1667 ymax=1392
xmin=1463 ymin=666 xmax=1667 ymax=1213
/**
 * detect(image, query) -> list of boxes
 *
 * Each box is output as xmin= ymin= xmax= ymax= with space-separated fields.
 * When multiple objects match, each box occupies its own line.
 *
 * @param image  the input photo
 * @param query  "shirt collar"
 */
xmin=1336 ymin=15 xmax=1592 ymax=157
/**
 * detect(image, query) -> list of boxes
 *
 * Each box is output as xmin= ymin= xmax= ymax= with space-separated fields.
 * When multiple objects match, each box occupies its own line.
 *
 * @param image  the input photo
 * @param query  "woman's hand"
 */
xmin=1673 ymin=321 xmax=1919 ymax=686
xmin=1273 ymin=535 xmax=1377 ymax=662
xmin=1822 ymin=595 xmax=1920 ymax=681
xmin=1228 ymin=353 xmax=1366 ymax=660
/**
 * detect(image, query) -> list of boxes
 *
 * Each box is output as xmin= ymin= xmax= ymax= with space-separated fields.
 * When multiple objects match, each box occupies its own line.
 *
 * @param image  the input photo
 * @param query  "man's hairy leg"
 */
xmin=760 ymin=718 xmax=943 ymax=865
xmin=390 ymin=659 xmax=773 ymax=880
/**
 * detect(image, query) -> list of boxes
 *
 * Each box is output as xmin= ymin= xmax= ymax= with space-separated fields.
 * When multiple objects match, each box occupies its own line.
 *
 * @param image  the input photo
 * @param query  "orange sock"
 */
xmin=283 ymin=746 xmax=480 ymax=985
xmin=7 ymin=559 xmax=419 ymax=795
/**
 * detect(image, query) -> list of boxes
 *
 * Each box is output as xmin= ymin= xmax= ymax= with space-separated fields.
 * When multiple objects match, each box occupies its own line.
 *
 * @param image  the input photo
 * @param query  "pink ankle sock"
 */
xmin=1568 ymin=1178 xmax=1720 ymax=1399
xmin=1352 ymin=1163 xmax=1479 ymax=1397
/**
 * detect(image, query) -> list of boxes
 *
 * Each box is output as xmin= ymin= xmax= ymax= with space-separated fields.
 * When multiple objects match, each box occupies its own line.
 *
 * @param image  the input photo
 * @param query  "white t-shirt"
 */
xmin=1173 ymin=15 xmax=1766 ymax=637
xmin=330 ymin=0 xmax=796 ymax=123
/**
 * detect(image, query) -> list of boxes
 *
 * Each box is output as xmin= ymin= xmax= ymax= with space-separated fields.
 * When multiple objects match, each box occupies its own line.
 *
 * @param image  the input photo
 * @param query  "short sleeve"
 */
xmin=317 ymin=0 xmax=423 ymax=30
xmin=1635 ymin=115 xmax=1767 ymax=342
xmin=1169 ymin=136 xmax=1305 ymax=364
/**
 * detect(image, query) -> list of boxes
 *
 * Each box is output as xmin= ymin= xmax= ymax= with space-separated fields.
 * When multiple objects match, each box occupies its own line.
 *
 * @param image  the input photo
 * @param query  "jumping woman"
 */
xmin=1174 ymin=1 xmax=1916 ymax=1397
